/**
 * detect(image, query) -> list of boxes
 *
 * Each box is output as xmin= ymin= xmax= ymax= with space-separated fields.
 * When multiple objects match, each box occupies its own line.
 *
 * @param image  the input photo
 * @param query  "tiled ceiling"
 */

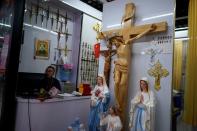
xmin=81 ymin=0 xmax=189 ymax=28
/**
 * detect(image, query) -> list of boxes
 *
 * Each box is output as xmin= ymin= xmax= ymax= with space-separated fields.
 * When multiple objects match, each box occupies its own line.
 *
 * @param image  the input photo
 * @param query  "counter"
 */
xmin=15 ymin=96 xmax=91 ymax=131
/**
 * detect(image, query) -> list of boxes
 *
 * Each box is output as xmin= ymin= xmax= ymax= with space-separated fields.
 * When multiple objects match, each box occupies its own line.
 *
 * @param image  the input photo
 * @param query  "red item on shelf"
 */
xmin=82 ymin=84 xmax=91 ymax=96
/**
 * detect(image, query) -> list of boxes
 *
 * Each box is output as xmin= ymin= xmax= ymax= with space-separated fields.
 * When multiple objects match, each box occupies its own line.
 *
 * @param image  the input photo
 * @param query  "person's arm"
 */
xmin=126 ymin=24 xmax=156 ymax=44
xmin=91 ymin=85 xmax=98 ymax=95
xmin=53 ymin=78 xmax=61 ymax=91
xmin=39 ymin=78 xmax=45 ymax=89
xmin=101 ymin=86 xmax=110 ymax=103
xmin=131 ymin=92 xmax=141 ymax=105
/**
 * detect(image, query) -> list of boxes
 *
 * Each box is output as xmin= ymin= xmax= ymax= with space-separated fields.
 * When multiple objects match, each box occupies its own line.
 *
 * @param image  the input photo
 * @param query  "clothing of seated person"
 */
xmin=39 ymin=66 xmax=61 ymax=93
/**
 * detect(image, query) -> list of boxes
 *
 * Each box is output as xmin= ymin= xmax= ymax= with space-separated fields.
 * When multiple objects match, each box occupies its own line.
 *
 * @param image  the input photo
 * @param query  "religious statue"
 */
xmin=96 ymin=2 xmax=167 ymax=127
xmin=88 ymin=74 xmax=110 ymax=131
xmin=103 ymin=24 xmax=156 ymax=120
xmin=100 ymin=106 xmax=122 ymax=131
xmin=129 ymin=77 xmax=155 ymax=131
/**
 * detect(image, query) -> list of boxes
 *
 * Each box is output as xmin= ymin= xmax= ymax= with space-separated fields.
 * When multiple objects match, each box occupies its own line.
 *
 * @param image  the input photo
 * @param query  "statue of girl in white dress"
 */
xmin=100 ymin=106 xmax=122 ymax=131
xmin=129 ymin=77 xmax=156 ymax=131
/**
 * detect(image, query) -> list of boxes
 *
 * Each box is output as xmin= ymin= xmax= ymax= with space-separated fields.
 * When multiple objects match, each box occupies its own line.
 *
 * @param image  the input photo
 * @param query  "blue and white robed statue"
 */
xmin=129 ymin=77 xmax=156 ymax=131
xmin=88 ymin=74 xmax=110 ymax=131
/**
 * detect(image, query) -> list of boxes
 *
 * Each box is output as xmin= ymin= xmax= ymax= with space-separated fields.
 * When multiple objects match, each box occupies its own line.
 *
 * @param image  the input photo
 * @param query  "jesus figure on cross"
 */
xmin=96 ymin=3 xmax=167 ymax=127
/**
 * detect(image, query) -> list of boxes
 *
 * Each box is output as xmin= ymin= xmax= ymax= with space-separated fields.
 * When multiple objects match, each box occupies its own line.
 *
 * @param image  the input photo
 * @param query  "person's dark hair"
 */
xmin=45 ymin=65 xmax=55 ymax=74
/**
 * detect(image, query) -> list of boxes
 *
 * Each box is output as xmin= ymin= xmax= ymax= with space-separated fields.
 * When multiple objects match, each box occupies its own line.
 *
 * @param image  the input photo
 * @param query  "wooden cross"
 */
xmin=54 ymin=27 xmax=72 ymax=48
xmin=96 ymin=2 xmax=168 ymax=127
xmin=148 ymin=60 xmax=169 ymax=91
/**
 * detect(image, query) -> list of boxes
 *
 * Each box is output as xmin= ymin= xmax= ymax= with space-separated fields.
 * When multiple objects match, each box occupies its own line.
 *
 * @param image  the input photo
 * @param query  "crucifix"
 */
xmin=54 ymin=27 xmax=72 ymax=57
xmin=96 ymin=2 xmax=167 ymax=126
xmin=148 ymin=60 xmax=169 ymax=91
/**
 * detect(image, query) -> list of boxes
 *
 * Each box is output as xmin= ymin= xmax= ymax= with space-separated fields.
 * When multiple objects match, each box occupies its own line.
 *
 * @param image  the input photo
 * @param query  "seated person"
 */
xmin=39 ymin=65 xmax=61 ymax=98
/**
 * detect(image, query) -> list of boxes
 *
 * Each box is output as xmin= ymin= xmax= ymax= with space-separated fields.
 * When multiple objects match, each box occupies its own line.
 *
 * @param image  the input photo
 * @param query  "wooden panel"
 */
xmin=102 ymin=21 xmax=167 ymax=38
xmin=129 ymin=21 xmax=167 ymax=35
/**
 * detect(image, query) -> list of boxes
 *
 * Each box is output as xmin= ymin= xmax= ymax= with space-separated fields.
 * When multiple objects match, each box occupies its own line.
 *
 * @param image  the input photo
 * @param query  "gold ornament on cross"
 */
xmin=147 ymin=60 xmax=169 ymax=91
xmin=93 ymin=23 xmax=102 ymax=41
xmin=93 ymin=23 xmax=101 ymax=33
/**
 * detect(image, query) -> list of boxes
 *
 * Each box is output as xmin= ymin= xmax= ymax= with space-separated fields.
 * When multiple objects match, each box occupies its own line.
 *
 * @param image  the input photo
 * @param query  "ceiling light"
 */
xmin=175 ymin=27 xmax=188 ymax=31
xmin=107 ymin=23 xmax=121 ymax=28
xmin=142 ymin=13 xmax=173 ymax=21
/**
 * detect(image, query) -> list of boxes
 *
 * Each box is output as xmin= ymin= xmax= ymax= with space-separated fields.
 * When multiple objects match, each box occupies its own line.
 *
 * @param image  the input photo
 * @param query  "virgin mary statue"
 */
xmin=129 ymin=77 xmax=156 ymax=131
xmin=88 ymin=74 xmax=110 ymax=131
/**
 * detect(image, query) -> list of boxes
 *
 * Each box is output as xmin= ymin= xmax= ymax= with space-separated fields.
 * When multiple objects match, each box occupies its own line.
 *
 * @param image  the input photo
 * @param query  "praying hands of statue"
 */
xmin=140 ymin=94 xmax=144 ymax=103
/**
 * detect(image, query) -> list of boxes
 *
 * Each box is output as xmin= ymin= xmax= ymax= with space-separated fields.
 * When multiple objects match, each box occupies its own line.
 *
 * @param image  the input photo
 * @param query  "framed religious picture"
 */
xmin=34 ymin=39 xmax=50 ymax=59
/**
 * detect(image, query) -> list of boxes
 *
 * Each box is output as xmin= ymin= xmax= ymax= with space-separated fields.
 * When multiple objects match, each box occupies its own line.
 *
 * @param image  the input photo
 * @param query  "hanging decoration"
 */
xmin=34 ymin=39 xmax=50 ymax=59
xmin=46 ymin=6 xmax=49 ymax=28
xmin=147 ymin=60 xmax=169 ymax=91
xmin=94 ymin=43 xmax=100 ymax=59
xmin=93 ymin=23 xmax=102 ymax=59
xmin=93 ymin=23 xmax=102 ymax=41
xmin=35 ymin=0 xmax=39 ymax=24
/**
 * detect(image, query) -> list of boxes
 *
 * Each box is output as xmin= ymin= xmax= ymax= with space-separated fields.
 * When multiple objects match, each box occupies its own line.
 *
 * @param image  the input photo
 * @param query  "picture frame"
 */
xmin=34 ymin=39 xmax=50 ymax=59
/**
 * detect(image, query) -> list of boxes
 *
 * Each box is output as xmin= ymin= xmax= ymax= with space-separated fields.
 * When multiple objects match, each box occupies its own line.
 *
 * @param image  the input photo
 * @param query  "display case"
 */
xmin=17 ymin=0 xmax=82 ymax=95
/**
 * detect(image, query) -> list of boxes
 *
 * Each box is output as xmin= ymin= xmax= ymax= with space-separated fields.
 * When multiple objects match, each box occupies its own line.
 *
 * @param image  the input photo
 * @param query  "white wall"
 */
xmin=101 ymin=0 xmax=175 ymax=130
xmin=81 ymin=14 xmax=101 ymax=45
xmin=60 ymin=0 xmax=102 ymax=20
